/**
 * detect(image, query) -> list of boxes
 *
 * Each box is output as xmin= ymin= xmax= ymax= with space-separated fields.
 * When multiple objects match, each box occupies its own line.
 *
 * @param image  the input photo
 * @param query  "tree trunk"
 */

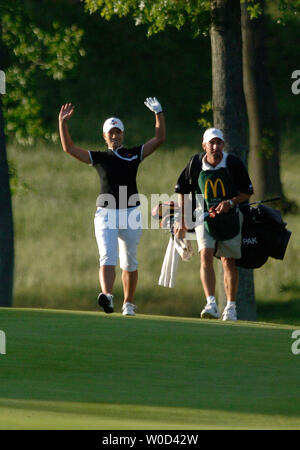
xmin=0 ymin=93 xmax=14 ymax=307
xmin=241 ymin=0 xmax=284 ymax=203
xmin=210 ymin=0 xmax=256 ymax=320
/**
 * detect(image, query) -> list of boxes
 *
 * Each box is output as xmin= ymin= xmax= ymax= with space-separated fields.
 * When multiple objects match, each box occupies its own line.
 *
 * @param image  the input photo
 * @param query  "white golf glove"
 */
xmin=144 ymin=97 xmax=163 ymax=114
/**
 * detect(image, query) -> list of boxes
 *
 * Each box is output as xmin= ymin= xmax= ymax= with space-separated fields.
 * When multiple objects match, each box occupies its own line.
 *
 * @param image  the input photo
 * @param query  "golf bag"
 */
xmin=152 ymin=201 xmax=291 ymax=270
xmin=236 ymin=204 xmax=292 ymax=269
xmin=152 ymin=201 xmax=194 ymax=288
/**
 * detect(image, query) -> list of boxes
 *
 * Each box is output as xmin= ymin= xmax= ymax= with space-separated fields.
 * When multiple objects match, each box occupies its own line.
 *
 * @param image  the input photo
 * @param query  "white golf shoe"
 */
xmin=200 ymin=302 xmax=220 ymax=319
xmin=222 ymin=306 xmax=237 ymax=321
xmin=122 ymin=302 xmax=136 ymax=316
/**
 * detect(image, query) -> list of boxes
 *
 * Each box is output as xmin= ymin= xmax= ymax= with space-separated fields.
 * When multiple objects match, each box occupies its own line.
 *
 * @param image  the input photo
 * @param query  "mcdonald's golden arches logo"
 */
xmin=204 ymin=178 xmax=226 ymax=199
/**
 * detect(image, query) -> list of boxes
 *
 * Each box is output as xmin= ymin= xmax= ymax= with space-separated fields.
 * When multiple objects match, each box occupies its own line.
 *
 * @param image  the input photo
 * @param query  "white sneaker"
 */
xmin=97 ymin=292 xmax=114 ymax=314
xmin=200 ymin=302 xmax=220 ymax=319
xmin=222 ymin=306 xmax=237 ymax=321
xmin=122 ymin=302 xmax=136 ymax=316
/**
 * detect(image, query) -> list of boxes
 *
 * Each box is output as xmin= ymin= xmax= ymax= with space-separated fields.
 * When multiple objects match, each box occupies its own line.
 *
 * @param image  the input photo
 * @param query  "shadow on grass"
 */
xmin=12 ymin=285 xmax=203 ymax=319
xmin=13 ymin=284 xmax=300 ymax=326
xmin=256 ymin=297 xmax=300 ymax=326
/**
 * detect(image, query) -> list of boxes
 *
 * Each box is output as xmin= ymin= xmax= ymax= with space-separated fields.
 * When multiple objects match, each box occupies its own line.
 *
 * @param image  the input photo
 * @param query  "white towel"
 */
xmin=158 ymin=237 xmax=193 ymax=288
xmin=158 ymin=237 xmax=179 ymax=288
xmin=173 ymin=236 xmax=194 ymax=261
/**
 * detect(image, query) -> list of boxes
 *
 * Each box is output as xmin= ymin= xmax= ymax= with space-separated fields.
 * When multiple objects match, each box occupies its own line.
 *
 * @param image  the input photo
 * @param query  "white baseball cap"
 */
xmin=103 ymin=117 xmax=124 ymax=134
xmin=202 ymin=127 xmax=224 ymax=143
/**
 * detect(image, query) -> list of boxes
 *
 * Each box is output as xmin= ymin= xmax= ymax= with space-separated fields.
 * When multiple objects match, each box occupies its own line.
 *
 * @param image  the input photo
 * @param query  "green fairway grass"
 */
xmin=1 ymin=308 xmax=300 ymax=429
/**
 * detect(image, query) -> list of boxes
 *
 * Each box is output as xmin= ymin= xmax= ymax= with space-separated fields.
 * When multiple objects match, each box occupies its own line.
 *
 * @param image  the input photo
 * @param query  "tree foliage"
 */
xmin=0 ymin=0 xmax=85 ymax=144
xmin=84 ymin=0 xmax=211 ymax=36
xmin=84 ymin=0 xmax=300 ymax=35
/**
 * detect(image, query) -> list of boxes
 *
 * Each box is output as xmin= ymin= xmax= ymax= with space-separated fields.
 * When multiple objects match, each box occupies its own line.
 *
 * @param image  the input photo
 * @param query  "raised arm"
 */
xmin=58 ymin=103 xmax=90 ymax=164
xmin=142 ymin=97 xmax=166 ymax=159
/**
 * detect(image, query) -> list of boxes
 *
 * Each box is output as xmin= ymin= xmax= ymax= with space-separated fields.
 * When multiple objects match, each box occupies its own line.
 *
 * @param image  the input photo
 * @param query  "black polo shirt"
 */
xmin=89 ymin=145 xmax=143 ymax=209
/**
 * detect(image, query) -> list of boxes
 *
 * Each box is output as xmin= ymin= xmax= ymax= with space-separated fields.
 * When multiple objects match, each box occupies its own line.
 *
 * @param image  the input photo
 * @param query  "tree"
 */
xmin=0 ymin=19 xmax=13 ymax=306
xmin=241 ymin=0 xmax=283 ymax=203
xmin=0 ymin=0 xmax=84 ymax=306
xmin=0 ymin=88 xmax=14 ymax=307
xmin=210 ymin=0 xmax=255 ymax=319
xmin=241 ymin=0 xmax=299 ymax=212
xmin=84 ymin=0 xmax=256 ymax=319
xmin=1 ymin=0 xmax=85 ymax=144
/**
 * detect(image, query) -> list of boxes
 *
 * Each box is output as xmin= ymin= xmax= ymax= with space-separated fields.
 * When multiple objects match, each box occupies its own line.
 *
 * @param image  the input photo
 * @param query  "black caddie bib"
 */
xmin=198 ymin=167 xmax=240 ymax=241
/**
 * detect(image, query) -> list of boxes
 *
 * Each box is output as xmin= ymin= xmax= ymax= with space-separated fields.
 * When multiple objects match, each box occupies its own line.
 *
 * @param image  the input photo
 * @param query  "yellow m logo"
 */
xmin=204 ymin=178 xmax=226 ymax=199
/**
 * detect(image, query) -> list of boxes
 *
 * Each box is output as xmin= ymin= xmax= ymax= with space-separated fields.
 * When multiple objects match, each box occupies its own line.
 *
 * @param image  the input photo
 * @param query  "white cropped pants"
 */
xmin=94 ymin=206 xmax=142 ymax=272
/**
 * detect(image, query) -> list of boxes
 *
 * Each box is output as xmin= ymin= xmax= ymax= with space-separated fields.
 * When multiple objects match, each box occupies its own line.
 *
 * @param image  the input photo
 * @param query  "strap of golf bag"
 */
xmin=188 ymin=153 xmax=204 ymax=223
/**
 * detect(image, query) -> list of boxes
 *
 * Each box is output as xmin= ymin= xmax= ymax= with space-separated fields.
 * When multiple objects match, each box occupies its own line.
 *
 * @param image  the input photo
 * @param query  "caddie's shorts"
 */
xmin=94 ymin=206 xmax=142 ymax=272
xmin=195 ymin=210 xmax=243 ymax=259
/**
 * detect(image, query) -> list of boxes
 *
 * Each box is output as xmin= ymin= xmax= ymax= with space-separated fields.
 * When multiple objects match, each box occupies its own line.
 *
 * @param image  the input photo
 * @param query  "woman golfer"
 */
xmin=58 ymin=98 xmax=165 ymax=316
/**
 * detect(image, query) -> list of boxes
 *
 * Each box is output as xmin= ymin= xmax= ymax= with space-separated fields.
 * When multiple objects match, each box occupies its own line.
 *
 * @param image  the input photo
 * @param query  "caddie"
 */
xmin=174 ymin=128 xmax=253 ymax=321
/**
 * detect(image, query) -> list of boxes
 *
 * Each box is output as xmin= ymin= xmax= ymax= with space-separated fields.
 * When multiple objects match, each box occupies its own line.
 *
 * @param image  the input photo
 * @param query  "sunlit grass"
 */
xmin=8 ymin=138 xmax=300 ymax=324
xmin=1 ymin=308 xmax=300 ymax=429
